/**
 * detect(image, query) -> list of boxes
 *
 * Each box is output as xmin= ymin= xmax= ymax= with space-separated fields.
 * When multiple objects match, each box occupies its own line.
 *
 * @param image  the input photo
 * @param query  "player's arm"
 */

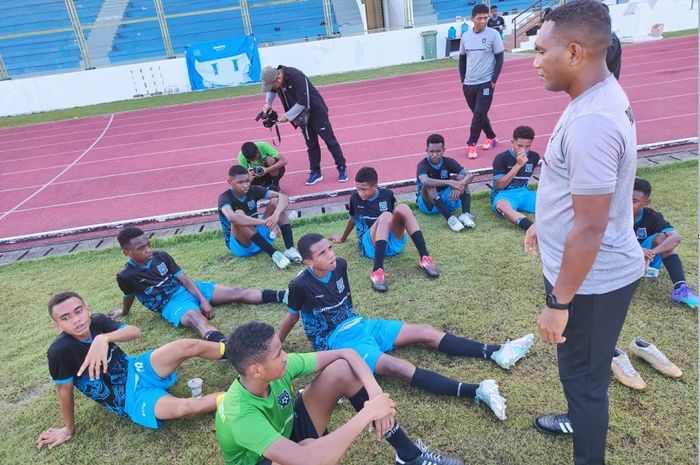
xmin=266 ymin=152 xmax=288 ymax=172
xmin=78 ymin=324 xmax=142 ymax=380
xmin=494 ymin=156 xmax=527 ymax=190
xmin=454 ymin=169 xmax=474 ymax=187
xmin=221 ymin=204 xmax=265 ymax=227
xmin=36 ymin=382 xmax=76 ymax=449
xmin=176 ymin=272 xmax=214 ymax=318
xmin=278 ymin=311 xmax=300 ymax=343
xmin=650 ymin=230 xmax=681 ymax=255
xmin=109 ymin=293 xmax=135 ymax=318
xmin=458 ymin=36 xmax=467 ymax=82
xmin=262 ymin=394 xmax=395 ymax=465
xmin=315 ymin=349 xmax=384 ymax=398
xmin=264 ymin=190 xmax=289 ymax=227
xmin=330 ymin=217 xmax=356 ymax=243
xmin=419 ymin=173 xmax=463 ymax=191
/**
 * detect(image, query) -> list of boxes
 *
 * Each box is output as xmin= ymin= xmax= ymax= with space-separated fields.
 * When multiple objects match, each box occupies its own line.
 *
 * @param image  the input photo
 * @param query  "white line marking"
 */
xmin=0 ymin=114 xmax=114 ymax=223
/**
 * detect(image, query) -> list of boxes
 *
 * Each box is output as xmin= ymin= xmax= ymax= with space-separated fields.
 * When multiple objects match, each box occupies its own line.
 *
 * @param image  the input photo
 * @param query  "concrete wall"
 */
xmin=1 ymin=0 xmax=696 ymax=117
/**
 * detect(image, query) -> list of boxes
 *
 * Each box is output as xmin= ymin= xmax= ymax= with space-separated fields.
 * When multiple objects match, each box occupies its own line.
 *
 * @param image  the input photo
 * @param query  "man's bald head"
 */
xmin=544 ymin=0 xmax=612 ymax=57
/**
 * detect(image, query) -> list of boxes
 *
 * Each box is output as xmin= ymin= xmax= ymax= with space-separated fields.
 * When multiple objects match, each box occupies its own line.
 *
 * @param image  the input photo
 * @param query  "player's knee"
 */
xmin=495 ymin=200 xmax=511 ymax=212
xmin=395 ymin=203 xmax=413 ymax=217
xmin=377 ymin=211 xmax=393 ymax=223
xmin=415 ymin=324 xmax=439 ymax=342
xmin=324 ymin=358 xmax=355 ymax=382
xmin=381 ymin=358 xmax=415 ymax=381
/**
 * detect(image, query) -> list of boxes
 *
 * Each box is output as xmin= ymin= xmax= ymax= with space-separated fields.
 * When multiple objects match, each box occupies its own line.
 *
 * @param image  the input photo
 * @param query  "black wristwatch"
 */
xmin=546 ymin=293 xmax=572 ymax=311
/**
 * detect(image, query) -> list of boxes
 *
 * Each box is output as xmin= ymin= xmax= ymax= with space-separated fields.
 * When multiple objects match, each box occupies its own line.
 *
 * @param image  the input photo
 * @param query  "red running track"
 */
xmin=0 ymin=35 xmax=697 ymax=240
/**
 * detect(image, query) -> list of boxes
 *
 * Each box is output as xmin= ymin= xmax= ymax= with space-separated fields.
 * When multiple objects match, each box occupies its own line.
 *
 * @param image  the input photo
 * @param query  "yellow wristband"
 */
xmin=219 ymin=342 xmax=226 ymax=357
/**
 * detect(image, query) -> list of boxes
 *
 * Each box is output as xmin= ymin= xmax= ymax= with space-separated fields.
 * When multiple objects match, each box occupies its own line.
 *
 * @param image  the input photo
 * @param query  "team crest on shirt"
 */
xmin=636 ymin=227 xmax=648 ymax=240
xmin=525 ymin=163 xmax=533 ymax=173
xmin=247 ymin=200 xmax=256 ymax=209
xmin=440 ymin=169 xmax=448 ymax=179
xmin=482 ymin=38 xmax=487 ymax=44
xmin=336 ymin=277 xmax=345 ymax=293
xmin=277 ymin=389 xmax=291 ymax=408
xmin=379 ymin=200 xmax=388 ymax=212
xmin=156 ymin=262 xmax=168 ymax=276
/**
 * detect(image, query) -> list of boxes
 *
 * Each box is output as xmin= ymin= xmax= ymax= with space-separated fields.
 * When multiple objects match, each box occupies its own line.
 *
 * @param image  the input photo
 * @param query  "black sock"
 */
xmin=280 ymin=224 xmax=294 ymax=249
xmin=204 ymin=330 xmax=226 ymax=343
xmin=410 ymin=231 xmax=429 ymax=257
xmin=438 ymin=333 xmax=499 ymax=358
xmin=663 ymin=254 xmax=686 ymax=288
xmin=517 ymin=217 xmax=534 ymax=231
xmin=373 ymin=240 xmax=387 ymax=271
xmin=434 ymin=197 xmax=452 ymax=220
xmin=349 ymin=388 xmax=420 ymax=461
xmin=250 ymin=232 xmax=277 ymax=256
xmin=262 ymin=290 xmax=285 ymax=303
xmin=411 ymin=367 xmax=477 ymax=398
xmin=460 ymin=190 xmax=471 ymax=213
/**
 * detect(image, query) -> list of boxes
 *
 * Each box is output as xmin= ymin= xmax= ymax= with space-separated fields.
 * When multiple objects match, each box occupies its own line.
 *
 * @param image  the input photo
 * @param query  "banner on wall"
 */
xmin=185 ymin=36 xmax=261 ymax=90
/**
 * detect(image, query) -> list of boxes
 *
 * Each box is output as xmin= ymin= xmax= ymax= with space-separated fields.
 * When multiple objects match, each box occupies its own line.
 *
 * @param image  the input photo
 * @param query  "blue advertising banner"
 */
xmin=185 ymin=36 xmax=261 ymax=90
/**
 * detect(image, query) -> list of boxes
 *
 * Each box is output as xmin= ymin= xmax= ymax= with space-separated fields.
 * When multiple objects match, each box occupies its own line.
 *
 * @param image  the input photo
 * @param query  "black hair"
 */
xmin=512 ymin=125 xmax=535 ymax=141
xmin=634 ymin=178 xmax=652 ymax=197
xmin=225 ymin=322 xmax=275 ymax=374
xmin=228 ymin=164 xmax=249 ymax=177
xmin=355 ymin=166 xmax=378 ymax=184
xmin=472 ymin=3 xmax=489 ymax=17
xmin=426 ymin=133 xmax=445 ymax=147
xmin=48 ymin=291 xmax=83 ymax=317
xmin=544 ymin=0 xmax=611 ymax=53
xmin=117 ymin=226 xmax=145 ymax=249
xmin=241 ymin=142 xmax=259 ymax=161
xmin=490 ymin=5 xmax=498 ymax=10
xmin=297 ymin=232 xmax=325 ymax=260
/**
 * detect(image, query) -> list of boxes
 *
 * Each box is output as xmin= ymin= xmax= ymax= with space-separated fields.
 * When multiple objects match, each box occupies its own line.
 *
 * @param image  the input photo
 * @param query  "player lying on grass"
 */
xmin=330 ymin=166 xmax=439 ymax=293
xmin=37 ymin=291 xmax=224 ymax=449
xmin=490 ymin=126 xmax=540 ymax=231
xmin=632 ymin=178 xmax=698 ymax=308
xmin=111 ymin=226 xmax=287 ymax=344
xmin=416 ymin=134 xmax=476 ymax=232
xmin=216 ymin=321 xmax=463 ymax=465
xmin=238 ymin=141 xmax=288 ymax=192
xmin=218 ymin=165 xmax=302 ymax=269
xmin=279 ymin=233 xmax=535 ymax=421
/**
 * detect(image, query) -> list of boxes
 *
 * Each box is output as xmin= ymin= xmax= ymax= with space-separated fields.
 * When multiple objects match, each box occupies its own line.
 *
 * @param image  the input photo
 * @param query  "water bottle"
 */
xmin=461 ymin=21 xmax=469 ymax=35
xmin=448 ymin=26 xmax=456 ymax=39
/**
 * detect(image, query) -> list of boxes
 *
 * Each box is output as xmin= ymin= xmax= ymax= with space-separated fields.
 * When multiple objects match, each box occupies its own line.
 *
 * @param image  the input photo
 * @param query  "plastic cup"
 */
xmin=187 ymin=378 xmax=203 ymax=398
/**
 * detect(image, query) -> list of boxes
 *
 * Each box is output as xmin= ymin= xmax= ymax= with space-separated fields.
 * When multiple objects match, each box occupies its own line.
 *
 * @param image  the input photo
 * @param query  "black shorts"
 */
xmin=257 ymin=394 xmax=320 ymax=465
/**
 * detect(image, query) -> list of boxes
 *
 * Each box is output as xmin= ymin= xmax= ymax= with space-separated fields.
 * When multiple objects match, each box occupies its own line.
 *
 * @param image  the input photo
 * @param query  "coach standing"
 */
xmin=459 ymin=3 xmax=504 ymax=160
xmin=524 ymin=2 xmax=644 ymax=464
xmin=260 ymin=65 xmax=348 ymax=186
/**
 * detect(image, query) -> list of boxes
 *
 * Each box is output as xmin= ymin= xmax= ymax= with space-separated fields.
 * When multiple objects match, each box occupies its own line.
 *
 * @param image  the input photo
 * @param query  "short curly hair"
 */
xmin=225 ymin=322 xmax=276 ymax=374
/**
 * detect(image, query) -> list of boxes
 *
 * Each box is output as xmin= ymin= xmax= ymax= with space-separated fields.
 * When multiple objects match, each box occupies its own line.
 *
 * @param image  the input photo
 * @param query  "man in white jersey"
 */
xmin=524 ymin=2 xmax=645 ymax=464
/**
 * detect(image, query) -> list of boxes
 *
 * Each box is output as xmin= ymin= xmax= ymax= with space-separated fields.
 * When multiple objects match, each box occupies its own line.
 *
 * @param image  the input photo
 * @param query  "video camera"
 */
xmin=255 ymin=109 xmax=279 ymax=128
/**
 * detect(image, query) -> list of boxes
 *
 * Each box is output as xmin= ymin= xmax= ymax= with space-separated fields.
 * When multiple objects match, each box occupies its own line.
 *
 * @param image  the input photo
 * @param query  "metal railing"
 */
xmin=510 ymin=0 xmax=562 ymax=49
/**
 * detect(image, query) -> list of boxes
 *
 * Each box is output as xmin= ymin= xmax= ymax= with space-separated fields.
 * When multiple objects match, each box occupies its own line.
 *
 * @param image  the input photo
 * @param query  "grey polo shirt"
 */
xmin=536 ymin=74 xmax=645 ymax=295
xmin=459 ymin=27 xmax=504 ymax=86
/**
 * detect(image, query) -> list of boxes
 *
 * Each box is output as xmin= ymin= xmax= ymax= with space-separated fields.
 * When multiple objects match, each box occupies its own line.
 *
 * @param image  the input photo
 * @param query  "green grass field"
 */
xmin=0 ymin=160 xmax=696 ymax=465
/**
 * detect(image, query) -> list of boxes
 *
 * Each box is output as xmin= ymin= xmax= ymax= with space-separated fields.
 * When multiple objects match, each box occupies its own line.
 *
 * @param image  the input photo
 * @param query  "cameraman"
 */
xmin=238 ymin=141 xmax=287 ymax=192
xmin=260 ymin=65 xmax=348 ymax=186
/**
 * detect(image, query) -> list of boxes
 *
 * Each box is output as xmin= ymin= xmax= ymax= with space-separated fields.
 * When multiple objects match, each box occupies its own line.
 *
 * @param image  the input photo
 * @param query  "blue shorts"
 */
xmin=228 ymin=224 xmax=273 ymax=257
xmin=125 ymin=350 xmax=178 ymax=429
xmin=492 ymin=187 xmax=536 ymax=214
xmin=417 ymin=187 xmax=461 ymax=215
xmin=328 ymin=317 xmax=404 ymax=372
xmin=359 ymin=229 xmax=407 ymax=259
xmin=640 ymin=234 xmax=663 ymax=270
xmin=161 ymin=281 xmax=215 ymax=327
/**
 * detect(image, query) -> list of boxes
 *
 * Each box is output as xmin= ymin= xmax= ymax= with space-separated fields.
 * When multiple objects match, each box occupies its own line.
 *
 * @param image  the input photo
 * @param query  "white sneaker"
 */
xmin=475 ymin=379 xmax=506 ymax=420
xmin=457 ymin=212 xmax=476 ymax=228
xmin=283 ymin=247 xmax=302 ymax=263
xmin=447 ymin=215 xmax=465 ymax=232
xmin=491 ymin=333 xmax=534 ymax=369
xmin=271 ymin=251 xmax=291 ymax=269
xmin=645 ymin=267 xmax=659 ymax=278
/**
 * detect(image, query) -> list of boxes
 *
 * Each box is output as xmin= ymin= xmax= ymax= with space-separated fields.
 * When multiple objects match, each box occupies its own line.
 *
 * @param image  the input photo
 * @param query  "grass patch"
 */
xmin=0 ymin=59 xmax=456 ymax=129
xmin=663 ymin=28 xmax=698 ymax=38
xmin=0 ymin=160 xmax=696 ymax=465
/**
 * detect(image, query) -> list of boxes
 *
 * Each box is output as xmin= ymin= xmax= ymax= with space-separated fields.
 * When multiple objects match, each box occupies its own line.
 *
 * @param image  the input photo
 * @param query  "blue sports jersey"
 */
xmin=416 ymin=156 xmax=465 ymax=194
xmin=48 ymin=314 xmax=129 ymax=417
xmin=217 ymin=185 xmax=269 ymax=246
xmin=348 ymin=188 xmax=396 ymax=239
xmin=492 ymin=150 xmax=540 ymax=192
xmin=287 ymin=258 xmax=358 ymax=351
xmin=634 ymin=207 xmax=674 ymax=242
xmin=117 ymin=251 xmax=184 ymax=315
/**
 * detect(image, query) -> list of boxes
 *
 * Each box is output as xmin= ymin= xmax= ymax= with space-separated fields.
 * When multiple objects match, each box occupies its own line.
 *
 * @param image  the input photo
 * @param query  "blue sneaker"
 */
xmin=670 ymin=283 xmax=698 ymax=308
xmin=491 ymin=333 xmax=534 ymax=369
xmin=338 ymin=167 xmax=349 ymax=182
xmin=305 ymin=172 xmax=323 ymax=186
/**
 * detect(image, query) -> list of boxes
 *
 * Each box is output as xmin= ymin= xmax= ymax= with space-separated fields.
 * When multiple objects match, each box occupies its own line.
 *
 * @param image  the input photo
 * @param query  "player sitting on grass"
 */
xmin=279 ymin=233 xmax=535 ymax=421
xmin=111 ymin=226 xmax=287 ymax=344
xmin=490 ymin=126 xmax=540 ymax=231
xmin=216 ymin=322 xmax=463 ymax=465
xmin=330 ymin=166 xmax=439 ymax=292
xmin=238 ymin=141 xmax=288 ymax=192
xmin=218 ymin=164 xmax=302 ymax=269
xmin=633 ymin=178 xmax=698 ymax=308
xmin=416 ymin=134 xmax=476 ymax=232
xmin=37 ymin=291 xmax=224 ymax=450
